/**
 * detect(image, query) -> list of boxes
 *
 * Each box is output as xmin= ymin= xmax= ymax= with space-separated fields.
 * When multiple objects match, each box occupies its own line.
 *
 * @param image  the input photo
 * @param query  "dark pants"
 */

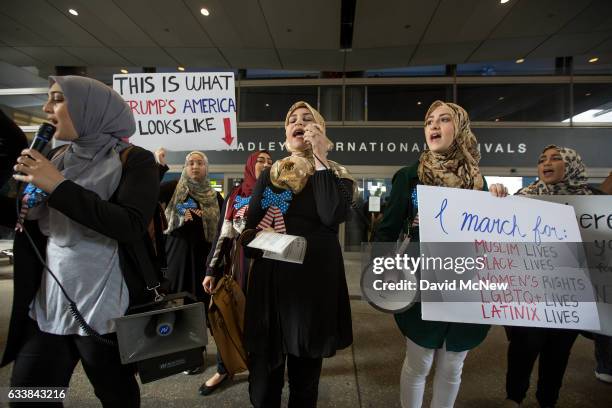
xmin=594 ymin=333 xmax=612 ymax=375
xmin=506 ymin=326 xmax=578 ymax=407
xmin=248 ymin=353 xmax=323 ymax=408
xmin=10 ymin=319 xmax=139 ymax=408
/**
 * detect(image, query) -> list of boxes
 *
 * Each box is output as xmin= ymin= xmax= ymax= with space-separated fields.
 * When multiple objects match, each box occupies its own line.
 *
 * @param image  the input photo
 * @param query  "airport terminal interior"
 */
xmin=1 ymin=0 xmax=611 ymax=406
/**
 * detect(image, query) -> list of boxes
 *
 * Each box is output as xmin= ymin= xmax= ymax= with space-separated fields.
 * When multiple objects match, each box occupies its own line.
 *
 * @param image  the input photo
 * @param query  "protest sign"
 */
xmin=533 ymin=195 xmax=612 ymax=335
xmin=113 ymin=72 xmax=237 ymax=151
xmin=417 ymin=185 xmax=600 ymax=331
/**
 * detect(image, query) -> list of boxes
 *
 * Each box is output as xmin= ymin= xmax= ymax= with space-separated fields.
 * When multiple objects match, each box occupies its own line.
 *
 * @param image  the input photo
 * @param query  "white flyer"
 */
xmin=247 ymin=231 xmax=307 ymax=264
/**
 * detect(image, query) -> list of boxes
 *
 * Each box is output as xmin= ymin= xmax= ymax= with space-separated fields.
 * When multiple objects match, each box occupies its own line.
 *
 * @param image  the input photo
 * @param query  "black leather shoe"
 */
xmin=198 ymin=374 xmax=229 ymax=396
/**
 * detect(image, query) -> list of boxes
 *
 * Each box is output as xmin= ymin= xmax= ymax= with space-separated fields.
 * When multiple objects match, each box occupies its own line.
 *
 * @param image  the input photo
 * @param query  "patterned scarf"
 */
xmin=164 ymin=151 xmax=220 ymax=241
xmin=270 ymin=101 xmax=356 ymax=194
xmin=517 ymin=145 xmax=593 ymax=196
xmin=418 ymin=100 xmax=484 ymax=191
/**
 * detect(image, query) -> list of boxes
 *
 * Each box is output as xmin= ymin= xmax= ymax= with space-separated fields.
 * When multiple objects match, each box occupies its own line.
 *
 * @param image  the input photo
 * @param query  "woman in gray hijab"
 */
xmin=4 ymin=76 xmax=160 ymax=407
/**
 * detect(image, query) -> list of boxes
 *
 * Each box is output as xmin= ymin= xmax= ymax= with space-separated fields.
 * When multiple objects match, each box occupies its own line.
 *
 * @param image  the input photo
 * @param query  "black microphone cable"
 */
xmin=313 ymin=152 xmax=359 ymax=210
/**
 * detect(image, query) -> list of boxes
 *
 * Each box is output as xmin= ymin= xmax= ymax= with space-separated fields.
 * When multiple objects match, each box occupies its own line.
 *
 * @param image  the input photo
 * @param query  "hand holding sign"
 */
xmin=489 ymin=183 xmax=509 ymax=197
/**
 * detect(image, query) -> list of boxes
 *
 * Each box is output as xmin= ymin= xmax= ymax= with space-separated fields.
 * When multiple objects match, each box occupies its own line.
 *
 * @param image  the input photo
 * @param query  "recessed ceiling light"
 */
xmin=585 ymin=92 xmax=591 ymax=96
xmin=417 ymin=101 xmax=422 ymax=105
xmin=515 ymin=58 xmax=525 ymax=64
xmin=589 ymin=57 xmax=599 ymax=63
xmin=200 ymin=8 xmax=210 ymax=16
xmin=178 ymin=66 xmax=185 ymax=71
xmin=265 ymin=103 xmax=270 ymax=107
xmin=498 ymin=96 xmax=505 ymax=101
xmin=68 ymin=9 xmax=78 ymax=16
xmin=120 ymin=69 xmax=128 ymax=74
xmin=500 ymin=0 xmax=510 ymax=4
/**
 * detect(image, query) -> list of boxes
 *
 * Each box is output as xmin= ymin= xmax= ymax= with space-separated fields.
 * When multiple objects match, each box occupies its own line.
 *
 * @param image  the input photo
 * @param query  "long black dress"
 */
xmin=243 ymin=168 xmax=353 ymax=368
xmin=159 ymin=180 xmax=223 ymax=302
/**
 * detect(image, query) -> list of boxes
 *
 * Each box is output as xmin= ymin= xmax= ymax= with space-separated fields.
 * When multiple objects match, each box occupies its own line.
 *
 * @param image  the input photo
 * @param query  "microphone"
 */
xmin=14 ymin=123 xmax=55 ymax=177
xmin=29 ymin=122 xmax=56 ymax=152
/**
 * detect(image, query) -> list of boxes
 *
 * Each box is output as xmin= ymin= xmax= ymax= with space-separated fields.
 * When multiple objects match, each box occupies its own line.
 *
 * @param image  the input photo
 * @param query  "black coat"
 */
xmin=1 ymin=146 xmax=160 ymax=367
xmin=242 ymin=168 xmax=353 ymax=367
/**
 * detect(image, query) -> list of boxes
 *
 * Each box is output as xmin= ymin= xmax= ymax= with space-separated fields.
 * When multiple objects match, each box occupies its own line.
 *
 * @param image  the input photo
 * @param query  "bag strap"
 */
xmin=119 ymin=145 xmax=164 ymax=298
xmin=119 ymin=145 xmax=135 ymax=166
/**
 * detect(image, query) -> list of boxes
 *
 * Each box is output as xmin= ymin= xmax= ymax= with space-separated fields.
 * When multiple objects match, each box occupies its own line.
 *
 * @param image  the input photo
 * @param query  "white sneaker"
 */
xmin=595 ymin=370 xmax=612 ymax=384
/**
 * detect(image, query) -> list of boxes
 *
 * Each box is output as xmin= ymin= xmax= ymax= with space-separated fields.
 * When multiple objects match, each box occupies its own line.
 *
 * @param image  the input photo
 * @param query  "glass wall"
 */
xmin=457 ymin=59 xmax=557 ymax=76
xmin=572 ymin=83 xmax=612 ymax=123
xmin=320 ymin=86 xmax=342 ymax=121
xmin=457 ymin=84 xmax=570 ymax=122
xmin=367 ymin=85 xmax=453 ymax=121
xmin=345 ymin=85 xmax=365 ymax=121
xmin=239 ymin=86 xmax=317 ymax=121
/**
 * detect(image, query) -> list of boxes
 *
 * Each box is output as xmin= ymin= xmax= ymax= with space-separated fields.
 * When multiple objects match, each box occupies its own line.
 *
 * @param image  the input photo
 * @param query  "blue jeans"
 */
xmin=217 ymin=351 xmax=227 ymax=375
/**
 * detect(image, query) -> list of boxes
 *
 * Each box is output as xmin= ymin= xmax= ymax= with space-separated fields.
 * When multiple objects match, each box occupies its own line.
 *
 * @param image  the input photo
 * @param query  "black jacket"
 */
xmin=1 ymin=145 xmax=160 ymax=367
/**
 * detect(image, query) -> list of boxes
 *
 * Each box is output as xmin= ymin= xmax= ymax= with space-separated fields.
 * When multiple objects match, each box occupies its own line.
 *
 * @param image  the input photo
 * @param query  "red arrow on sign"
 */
xmin=222 ymin=118 xmax=234 ymax=146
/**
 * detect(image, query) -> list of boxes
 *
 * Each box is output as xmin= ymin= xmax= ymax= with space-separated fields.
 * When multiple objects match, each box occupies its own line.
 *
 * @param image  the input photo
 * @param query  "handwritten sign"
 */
xmin=533 ymin=196 xmax=612 ymax=335
xmin=112 ymin=72 xmax=237 ymax=151
xmin=417 ymin=185 xmax=600 ymax=331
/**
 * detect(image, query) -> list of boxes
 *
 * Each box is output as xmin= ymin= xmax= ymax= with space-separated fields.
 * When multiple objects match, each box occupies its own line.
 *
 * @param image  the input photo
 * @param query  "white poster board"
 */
xmin=113 ymin=72 xmax=237 ymax=151
xmin=533 ymin=195 xmax=612 ymax=335
xmin=417 ymin=185 xmax=600 ymax=331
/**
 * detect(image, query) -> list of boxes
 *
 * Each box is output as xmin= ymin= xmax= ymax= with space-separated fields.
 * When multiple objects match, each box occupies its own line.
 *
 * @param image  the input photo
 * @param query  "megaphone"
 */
xmin=114 ymin=294 xmax=208 ymax=383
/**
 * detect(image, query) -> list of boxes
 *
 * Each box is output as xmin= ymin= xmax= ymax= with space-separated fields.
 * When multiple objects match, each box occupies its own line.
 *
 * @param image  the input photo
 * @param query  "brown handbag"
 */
xmin=208 ymin=235 xmax=248 ymax=375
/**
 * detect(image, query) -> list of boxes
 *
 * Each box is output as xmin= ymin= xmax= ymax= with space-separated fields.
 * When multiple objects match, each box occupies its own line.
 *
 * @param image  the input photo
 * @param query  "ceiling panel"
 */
xmin=0 ymin=47 xmax=40 ymax=66
xmin=223 ymin=48 xmax=281 ymax=69
xmin=422 ymin=0 xmax=512 ymax=44
xmin=278 ymin=49 xmax=344 ymax=71
xmin=530 ymin=32 xmax=612 ymax=59
xmin=63 ymin=47 xmax=132 ymax=66
xmin=469 ymin=37 xmax=547 ymax=62
xmin=112 ymin=47 xmax=177 ymax=66
xmin=0 ymin=13 xmax=52 ymax=46
xmin=0 ymin=0 xmax=611 ymax=74
xmin=50 ymin=0 xmax=155 ymax=47
xmin=345 ymin=47 xmax=415 ymax=70
xmin=261 ymin=0 xmax=339 ymax=50
xmin=0 ymin=0 xmax=102 ymax=47
xmin=353 ymin=0 xmax=437 ymax=48
xmin=184 ymin=0 xmax=274 ymax=48
xmin=588 ymin=36 xmax=612 ymax=54
xmin=559 ymin=0 xmax=612 ymax=34
xmin=113 ymin=0 xmax=212 ymax=47
xmin=165 ymin=47 xmax=228 ymax=68
xmin=491 ymin=0 xmax=591 ymax=39
xmin=411 ymin=42 xmax=478 ymax=65
xmin=14 ymin=47 xmax=88 ymax=66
